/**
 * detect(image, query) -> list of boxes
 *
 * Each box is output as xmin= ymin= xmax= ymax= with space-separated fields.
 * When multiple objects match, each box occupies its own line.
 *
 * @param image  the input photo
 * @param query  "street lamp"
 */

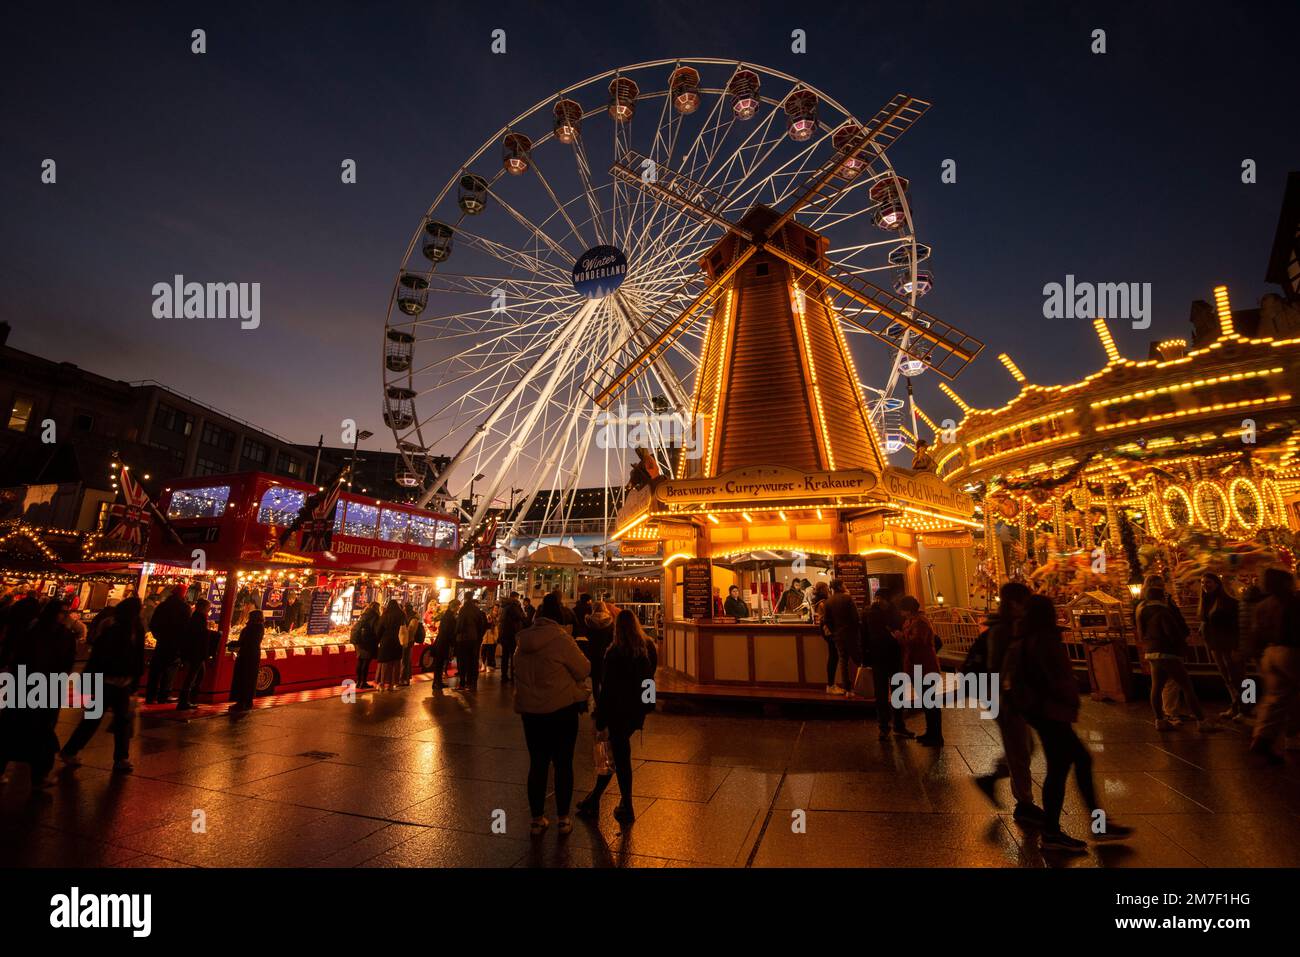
xmin=468 ymin=472 xmax=486 ymax=511
xmin=349 ymin=429 xmax=373 ymax=487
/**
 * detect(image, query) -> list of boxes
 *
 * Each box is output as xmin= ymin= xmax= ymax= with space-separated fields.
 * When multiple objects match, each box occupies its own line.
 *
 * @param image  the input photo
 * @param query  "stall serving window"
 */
xmin=258 ymin=487 xmax=306 ymax=525
xmin=167 ymin=485 xmax=231 ymax=520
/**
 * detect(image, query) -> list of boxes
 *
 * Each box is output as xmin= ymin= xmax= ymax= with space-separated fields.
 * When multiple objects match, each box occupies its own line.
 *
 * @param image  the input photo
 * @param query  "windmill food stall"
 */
xmin=144 ymin=472 xmax=460 ymax=701
xmin=598 ymin=174 xmax=983 ymax=690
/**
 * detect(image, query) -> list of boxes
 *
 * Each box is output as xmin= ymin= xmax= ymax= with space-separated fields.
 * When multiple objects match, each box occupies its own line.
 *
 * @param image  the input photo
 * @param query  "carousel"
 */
xmin=928 ymin=284 xmax=1300 ymax=668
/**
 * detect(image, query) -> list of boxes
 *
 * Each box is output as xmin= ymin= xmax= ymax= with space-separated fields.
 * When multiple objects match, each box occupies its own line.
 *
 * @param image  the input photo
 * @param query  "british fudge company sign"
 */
xmin=572 ymin=245 xmax=627 ymax=299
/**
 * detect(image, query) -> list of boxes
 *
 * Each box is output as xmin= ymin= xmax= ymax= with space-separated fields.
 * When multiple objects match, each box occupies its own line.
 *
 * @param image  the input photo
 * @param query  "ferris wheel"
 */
xmin=382 ymin=58 xmax=961 ymax=543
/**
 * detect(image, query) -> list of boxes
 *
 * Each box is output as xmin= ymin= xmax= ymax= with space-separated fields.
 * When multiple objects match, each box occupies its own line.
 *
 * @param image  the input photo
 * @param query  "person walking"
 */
xmin=1199 ymin=573 xmax=1248 ymax=720
xmin=969 ymin=581 xmax=1043 ymax=823
xmin=1249 ymin=567 xmax=1300 ymax=764
xmin=1137 ymin=576 xmax=1218 ymax=732
xmin=0 ymin=598 xmax=77 ymax=788
xmin=898 ymin=595 xmax=943 ymax=745
xmin=229 ymin=609 xmax=265 ymax=711
xmin=400 ymin=602 xmax=423 ymax=687
xmin=863 ymin=587 xmax=911 ymax=739
xmin=498 ymin=593 xmax=523 ymax=683
xmin=455 ymin=596 xmax=487 ymax=691
xmin=513 ymin=592 xmax=591 ymax=835
xmin=145 ymin=585 xmax=188 ymax=704
xmin=61 ymin=597 xmax=146 ymax=774
xmin=175 ymin=599 xmax=212 ymax=711
xmin=375 ymin=600 xmax=406 ymax=690
xmin=577 ymin=609 xmax=657 ymax=823
xmin=1008 ymin=595 xmax=1133 ymax=851
xmin=583 ymin=600 xmax=616 ymax=700
xmin=429 ymin=598 xmax=459 ymax=690
xmin=352 ymin=601 xmax=381 ymax=689
xmin=822 ymin=579 xmax=862 ymax=696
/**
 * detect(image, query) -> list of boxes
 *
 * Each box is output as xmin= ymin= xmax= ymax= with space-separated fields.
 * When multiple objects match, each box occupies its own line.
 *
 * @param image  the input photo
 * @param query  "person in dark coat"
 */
xmin=522 ymin=597 xmax=536 ymax=626
xmin=583 ymin=600 xmax=616 ymax=699
xmin=1249 ymin=567 xmax=1300 ymax=763
xmin=497 ymin=593 xmax=524 ymax=683
xmin=0 ymin=598 xmax=77 ymax=788
xmin=1198 ymin=573 xmax=1247 ymax=719
xmin=572 ymin=594 xmax=593 ymax=642
xmin=822 ymin=579 xmax=862 ymax=696
xmin=230 ymin=609 xmax=265 ymax=711
xmin=61 ymin=597 xmax=145 ymax=774
xmin=175 ymin=599 xmax=212 ymax=710
xmin=455 ymin=596 xmax=487 ymax=691
xmin=145 ymin=585 xmax=189 ymax=703
xmin=576 ymin=609 xmax=657 ymax=823
xmin=1010 ymin=595 xmax=1132 ymax=851
xmin=723 ymin=585 xmax=749 ymax=618
xmin=400 ymin=602 xmax=423 ymax=686
xmin=375 ymin=600 xmax=406 ymax=690
xmin=352 ymin=601 xmax=381 ymax=689
xmin=0 ymin=592 xmax=42 ymax=667
xmin=430 ymin=599 xmax=459 ymax=690
xmin=863 ymin=587 xmax=911 ymax=739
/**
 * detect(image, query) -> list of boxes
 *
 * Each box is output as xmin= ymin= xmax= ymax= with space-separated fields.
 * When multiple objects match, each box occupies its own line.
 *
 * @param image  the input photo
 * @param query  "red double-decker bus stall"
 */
xmin=144 ymin=472 xmax=460 ymax=702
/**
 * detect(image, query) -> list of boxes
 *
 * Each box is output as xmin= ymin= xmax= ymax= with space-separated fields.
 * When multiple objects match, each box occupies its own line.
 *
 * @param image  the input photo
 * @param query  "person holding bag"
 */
xmin=576 ymin=610 xmax=657 ymax=823
xmin=513 ymin=592 xmax=591 ymax=835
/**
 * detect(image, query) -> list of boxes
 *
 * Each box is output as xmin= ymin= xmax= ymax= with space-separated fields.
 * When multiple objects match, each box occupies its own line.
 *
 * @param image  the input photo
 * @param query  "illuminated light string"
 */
xmin=703 ymin=288 xmax=734 ymax=477
xmin=1095 ymin=394 xmax=1292 ymax=432
xmin=1090 ymin=368 xmax=1283 ymax=409
xmin=1191 ymin=480 xmax=1231 ymax=531
xmin=791 ymin=281 xmax=835 ymax=470
xmin=858 ymin=547 xmax=917 ymax=563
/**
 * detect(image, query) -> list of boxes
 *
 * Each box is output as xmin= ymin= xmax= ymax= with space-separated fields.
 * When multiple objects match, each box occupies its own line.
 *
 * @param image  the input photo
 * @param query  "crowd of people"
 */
xmin=3 ymin=565 xmax=1297 ymax=853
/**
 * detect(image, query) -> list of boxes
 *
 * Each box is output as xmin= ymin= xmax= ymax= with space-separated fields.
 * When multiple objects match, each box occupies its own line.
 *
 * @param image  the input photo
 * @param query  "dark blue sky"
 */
xmin=2 ymin=0 xmax=1296 ymax=452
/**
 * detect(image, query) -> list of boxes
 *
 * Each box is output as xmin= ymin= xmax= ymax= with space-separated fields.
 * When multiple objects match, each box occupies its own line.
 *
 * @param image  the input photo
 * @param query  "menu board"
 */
xmin=307 ymin=589 xmax=332 ymax=635
xmin=833 ymin=554 xmax=870 ymax=612
xmin=682 ymin=558 xmax=713 ymax=620
xmin=206 ymin=577 xmax=225 ymax=623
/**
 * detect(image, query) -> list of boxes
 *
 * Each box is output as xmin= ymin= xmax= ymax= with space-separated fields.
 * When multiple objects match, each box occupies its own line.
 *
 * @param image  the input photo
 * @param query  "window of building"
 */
xmin=378 ymin=509 xmax=409 ymax=542
xmin=258 ymin=487 xmax=306 ymax=526
xmin=72 ymin=411 xmax=94 ymax=432
xmin=337 ymin=500 xmax=378 ymax=538
xmin=200 ymin=421 xmax=235 ymax=451
xmin=240 ymin=438 xmax=269 ymax=467
xmin=194 ymin=456 xmax=228 ymax=477
xmin=275 ymin=451 xmax=303 ymax=478
xmin=7 ymin=395 xmax=34 ymax=432
xmin=155 ymin=403 xmax=194 ymax=436
xmin=166 ymin=485 xmax=231 ymax=520
xmin=435 ymin=520 xmax=458 ymax=549
xmin=406 ymin=514 xmax=438 ymax=547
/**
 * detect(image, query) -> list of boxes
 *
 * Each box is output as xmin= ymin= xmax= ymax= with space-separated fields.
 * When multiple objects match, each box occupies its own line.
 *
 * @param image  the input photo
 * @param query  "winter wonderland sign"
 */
xmin=572 ymin=244 xmax=627 ymax=298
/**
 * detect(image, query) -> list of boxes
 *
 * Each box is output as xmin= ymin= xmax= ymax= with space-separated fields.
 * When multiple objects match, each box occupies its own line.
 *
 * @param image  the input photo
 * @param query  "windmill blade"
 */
xmin=767 ymin=93 xmax=931 ymax=235
xmin=769 ymin=246 xmax=984 ymax=379
xmin=591 ymin=245 xmax=759 ymax=406
xmin=610 ymin=149 xmax=752 ymax=239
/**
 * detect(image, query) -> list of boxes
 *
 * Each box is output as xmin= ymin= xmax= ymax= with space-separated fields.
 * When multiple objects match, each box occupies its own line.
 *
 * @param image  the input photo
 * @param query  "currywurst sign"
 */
xmin=659 ymin=466 xmax=878 ymax=506
xmin=884 ymin=467 xmax=974 ymax=517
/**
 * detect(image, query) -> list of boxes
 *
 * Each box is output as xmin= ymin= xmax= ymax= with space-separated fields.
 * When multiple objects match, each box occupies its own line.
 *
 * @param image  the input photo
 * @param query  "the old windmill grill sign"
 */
xmin=572 ymin=245 xmax=627 ymax=299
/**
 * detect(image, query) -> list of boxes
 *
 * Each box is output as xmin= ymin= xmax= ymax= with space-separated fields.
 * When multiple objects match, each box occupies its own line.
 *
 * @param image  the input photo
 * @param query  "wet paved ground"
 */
xmin=2 ymin=673 xmax=1299 ymax=868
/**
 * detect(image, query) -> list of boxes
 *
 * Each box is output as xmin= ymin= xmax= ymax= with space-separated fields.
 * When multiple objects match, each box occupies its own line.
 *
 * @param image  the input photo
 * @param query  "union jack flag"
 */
xmin=105 ymin=468 xmax=152 ymax=548
xmin=298 ymin=475 xmax=345 ymax=553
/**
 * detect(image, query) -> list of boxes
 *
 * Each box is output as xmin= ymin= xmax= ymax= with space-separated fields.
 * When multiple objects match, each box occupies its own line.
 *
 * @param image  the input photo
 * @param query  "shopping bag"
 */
xmin=593 ymin=736 xmax=614 ymax=776
xmin=853 ymin=665 xmax=874 ymax=698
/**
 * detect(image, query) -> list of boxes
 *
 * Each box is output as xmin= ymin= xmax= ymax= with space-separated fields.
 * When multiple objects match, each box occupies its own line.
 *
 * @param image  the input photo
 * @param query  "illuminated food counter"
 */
xmin=660 ymin=619 xmax=828 ymax=687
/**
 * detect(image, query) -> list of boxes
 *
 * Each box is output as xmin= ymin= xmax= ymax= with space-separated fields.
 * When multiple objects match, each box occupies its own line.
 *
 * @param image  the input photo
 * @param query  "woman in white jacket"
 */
xmin=513 ymin=592 xmax=592 ymax=835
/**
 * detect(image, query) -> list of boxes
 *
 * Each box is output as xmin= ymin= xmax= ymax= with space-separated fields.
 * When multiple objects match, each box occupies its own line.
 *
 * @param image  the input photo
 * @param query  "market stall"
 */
xmin=144 ymin=472 xmax=460 ymax=701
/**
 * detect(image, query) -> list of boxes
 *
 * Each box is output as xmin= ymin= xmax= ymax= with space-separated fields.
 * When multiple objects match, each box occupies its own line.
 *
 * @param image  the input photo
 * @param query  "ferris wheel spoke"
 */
xmin=572 ymin=138 xmax=609 ymax=247
xmin=530 ymin=157 xmax=590 ymax=250
xmin=483 ymin=184 xmax=577 ymax=262
xmin=450 ymin=227 xmax=573 ymax=285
